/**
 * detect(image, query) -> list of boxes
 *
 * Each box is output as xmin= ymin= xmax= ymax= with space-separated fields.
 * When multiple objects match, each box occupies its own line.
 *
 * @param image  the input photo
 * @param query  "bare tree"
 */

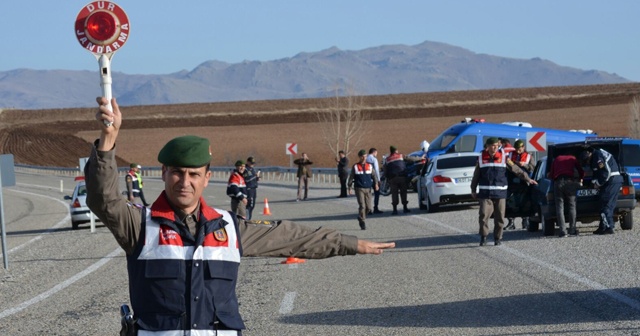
xmin=316 ymin=86 xmax=370 ymax=158
xmin=630 ymin=95 xmax=640 ymax=138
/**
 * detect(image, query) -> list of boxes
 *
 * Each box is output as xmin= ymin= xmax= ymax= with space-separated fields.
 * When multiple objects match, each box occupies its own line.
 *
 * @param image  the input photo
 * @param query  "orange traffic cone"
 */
xmin=281 ymin=256 xmax=306 ymax=264
xmin=263 ymin=198 xmax=272 ymax=216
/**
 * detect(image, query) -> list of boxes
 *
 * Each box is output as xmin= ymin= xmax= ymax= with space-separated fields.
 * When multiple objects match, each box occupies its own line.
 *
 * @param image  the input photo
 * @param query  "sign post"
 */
xmin=75 ymin=1 xmax=130 ymax=127
xmin=526 ymin=131 xmax=547 ymax=152
xmin=0 ymin=154 xmax=16 ymax=269
xmin=286 ymin=143 xmax=298 ymax=167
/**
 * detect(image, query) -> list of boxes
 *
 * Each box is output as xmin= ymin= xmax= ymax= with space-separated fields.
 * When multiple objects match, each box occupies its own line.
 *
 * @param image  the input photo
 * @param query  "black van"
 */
xmin=506 ymin=139 xmax=636 ymax=236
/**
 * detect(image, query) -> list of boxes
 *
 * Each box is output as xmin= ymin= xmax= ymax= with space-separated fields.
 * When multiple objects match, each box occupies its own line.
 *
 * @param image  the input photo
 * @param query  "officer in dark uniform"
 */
xmin=581 ymin=147 xmax=623 ymax=235
xmin=85 ymin=97 xmax=395 ymax=335
xmin=243 ymin=156 xmax=260 ymax=220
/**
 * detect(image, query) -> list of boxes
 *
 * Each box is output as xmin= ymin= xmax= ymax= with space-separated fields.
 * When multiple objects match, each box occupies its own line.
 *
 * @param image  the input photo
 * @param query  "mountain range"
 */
xmin=0 ymin=40 xmax=630 ymax=110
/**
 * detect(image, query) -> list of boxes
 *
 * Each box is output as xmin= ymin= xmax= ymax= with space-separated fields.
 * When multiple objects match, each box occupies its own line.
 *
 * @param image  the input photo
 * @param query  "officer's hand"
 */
xmin=357 ymin=240 xmax=395 ymax=255
xmin=95 ymin=97 xmax=122 ymax=132
xmin=527 ymin=179 xmax=538 ymax=186
xmin=471 ymin=191 xmax=477 ymax=199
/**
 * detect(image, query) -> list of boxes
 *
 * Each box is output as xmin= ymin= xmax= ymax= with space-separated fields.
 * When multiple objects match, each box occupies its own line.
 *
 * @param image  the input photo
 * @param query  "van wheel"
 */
xmin=620 ymin=211 xmax=634 ymax=230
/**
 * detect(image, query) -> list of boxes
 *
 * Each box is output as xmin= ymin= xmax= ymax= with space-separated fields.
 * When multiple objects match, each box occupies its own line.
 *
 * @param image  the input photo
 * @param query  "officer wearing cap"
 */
xmin=471 ymin=137 xmax=537 ymax=246
xmin=85 ymin=97 xmax=395 ymax=335
xmin=125 ymin=163 xmax=150 ymax=207
xmin=347 ymin=149 xmax=379 ymax=230
xmin=227 ymin=160 xmax=248 ymax=218
xmin=581 ymin=147 xmax=623 ymax=234
xmin=243 ymin=156 xmax=260 ymax=220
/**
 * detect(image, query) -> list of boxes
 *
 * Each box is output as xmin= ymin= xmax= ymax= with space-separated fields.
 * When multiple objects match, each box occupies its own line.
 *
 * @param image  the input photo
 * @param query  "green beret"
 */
xmin=390 ymin=146 xmax=397 ymax=153
xmin=129 ymin=163 xmax=137 ymax=168
xmin=158 ymin=135 xmax=211 ymax=167
xmin=358 ymin=149 xmax=367 ymax=156
xmin=514 ymin=139 xmax=525 ymax=148
xmin=235 ymin=160 xmax=245 ymax=167
xmin=247 ymin=156 xmax=256 ymax=164
xmin=485 ymin=137 xmax=499 ymax=146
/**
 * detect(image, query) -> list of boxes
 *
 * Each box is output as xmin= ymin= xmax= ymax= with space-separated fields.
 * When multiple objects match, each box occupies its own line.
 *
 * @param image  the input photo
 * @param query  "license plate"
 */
xmin=456 ymin=177 xmax=472 ymax=183
xmin=577 ymin=189 xmax=599 ymax=197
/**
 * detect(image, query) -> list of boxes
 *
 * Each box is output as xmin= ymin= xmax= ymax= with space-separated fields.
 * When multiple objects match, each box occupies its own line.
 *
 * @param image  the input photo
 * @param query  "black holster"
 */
xmin=120 ymin=304 xmax=137 ymax=336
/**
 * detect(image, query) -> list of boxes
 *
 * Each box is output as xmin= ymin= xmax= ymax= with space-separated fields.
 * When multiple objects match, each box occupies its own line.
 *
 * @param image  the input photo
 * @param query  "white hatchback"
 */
xmin=64 ymin=177 xmax=100 ymax=229
xmin=417 ymin=152 xmax=479 ymax=212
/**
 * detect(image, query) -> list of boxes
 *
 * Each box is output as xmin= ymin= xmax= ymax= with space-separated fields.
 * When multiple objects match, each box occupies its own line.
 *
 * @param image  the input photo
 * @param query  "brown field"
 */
xmin=1 ymin=83 xmax=639 ymax=168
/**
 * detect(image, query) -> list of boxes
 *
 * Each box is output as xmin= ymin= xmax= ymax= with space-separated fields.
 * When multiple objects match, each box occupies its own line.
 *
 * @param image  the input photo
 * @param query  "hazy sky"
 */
xmin=2 ymin=1 xmax=639 ymax=80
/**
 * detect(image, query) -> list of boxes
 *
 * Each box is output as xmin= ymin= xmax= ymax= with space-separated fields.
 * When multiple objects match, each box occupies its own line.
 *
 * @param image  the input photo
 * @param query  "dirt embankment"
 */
xmin=1 ymin=83 xmax=639 ymax=168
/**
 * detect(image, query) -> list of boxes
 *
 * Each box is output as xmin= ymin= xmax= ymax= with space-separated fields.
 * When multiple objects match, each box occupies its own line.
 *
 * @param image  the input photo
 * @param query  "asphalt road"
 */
xmin=1 ymin=172 xmax=640 ymax=335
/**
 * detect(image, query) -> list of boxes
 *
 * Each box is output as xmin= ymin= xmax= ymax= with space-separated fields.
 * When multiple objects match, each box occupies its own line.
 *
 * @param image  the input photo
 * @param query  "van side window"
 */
xmin=455 ymin=135 xmax=476 ymax=152
xmin=623 ymin=144 xmax=640 ymax=166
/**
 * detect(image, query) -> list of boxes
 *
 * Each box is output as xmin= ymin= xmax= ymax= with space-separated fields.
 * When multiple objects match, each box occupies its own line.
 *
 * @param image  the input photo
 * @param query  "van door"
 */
xmin=504 ymin=160 xmax=545 ymax=219
xmin=622 ymin=142 xmax=640 ymax=198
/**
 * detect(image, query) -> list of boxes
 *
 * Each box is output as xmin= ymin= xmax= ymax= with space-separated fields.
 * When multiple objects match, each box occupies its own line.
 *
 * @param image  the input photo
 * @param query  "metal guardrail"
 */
xmin=14 ymin=164 xmax=341 ymax=185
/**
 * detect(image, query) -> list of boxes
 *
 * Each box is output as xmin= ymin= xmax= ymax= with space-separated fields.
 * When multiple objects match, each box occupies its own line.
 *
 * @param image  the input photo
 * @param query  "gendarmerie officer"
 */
xmin=85 ymin=96 xmax=395 ymax=335
xmin=581 ymin=147 xmax=623 ymax=235
xmin=243 ymin=156 xmax=260 ymax=220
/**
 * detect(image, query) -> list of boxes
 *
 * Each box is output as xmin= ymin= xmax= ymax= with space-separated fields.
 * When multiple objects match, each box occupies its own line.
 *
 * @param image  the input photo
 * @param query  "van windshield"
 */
xmin=429 ymin=132 xmax=458 ymax=151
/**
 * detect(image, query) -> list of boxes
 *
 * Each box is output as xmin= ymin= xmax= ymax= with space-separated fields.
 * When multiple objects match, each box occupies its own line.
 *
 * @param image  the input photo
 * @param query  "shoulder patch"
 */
xmin=506 ymin=159 xmax=515 ymax=166
xmin=125 ymin=175 xmax=132 ymax=181
xmin=213 ymin=228 xmax=227 ymax=242
xmin=248 ymin=220 xmax=274 ymax=225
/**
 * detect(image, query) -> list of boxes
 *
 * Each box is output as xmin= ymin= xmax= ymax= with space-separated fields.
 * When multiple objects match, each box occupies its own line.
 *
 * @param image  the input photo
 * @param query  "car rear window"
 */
xmin=436 ymin=156 xmax=478 ymax=169
xmin=77 ymin=185 xmax=87 ymax=196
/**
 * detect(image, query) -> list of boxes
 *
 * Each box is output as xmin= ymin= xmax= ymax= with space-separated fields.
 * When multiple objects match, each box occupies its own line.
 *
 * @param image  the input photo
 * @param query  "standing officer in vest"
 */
xmin=243 ymin=156 xmax=260 ymax=220
xmin=384 ymin=146 xmax=424 ymax=215
xmin=227 ymin=160 xmax=248 ymax=218
xmin=86 ymin=97 xmax=394 ymax=335
xmin=471 ymin=137 xmax=537 ymax=246
xmin=348 ymin=149 xmax=379 ymax=230
xmin=581 ymin=147 xmax=623 ymax=235
xmin=125 ymin=163 xmax=150 ymax=207
xmin=504 ymin=139 xmax=535 ymax=230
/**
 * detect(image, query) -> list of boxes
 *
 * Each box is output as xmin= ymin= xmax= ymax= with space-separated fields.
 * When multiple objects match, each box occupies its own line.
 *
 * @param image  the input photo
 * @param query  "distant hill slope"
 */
xmin=0 ymin=40 xmax=630 ymax=109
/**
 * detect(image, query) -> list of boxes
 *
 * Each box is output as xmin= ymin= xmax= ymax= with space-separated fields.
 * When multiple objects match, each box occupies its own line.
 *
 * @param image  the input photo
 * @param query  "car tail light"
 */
xmin=621 ymin=186 xmax=632 ymax=196
xmin=72 ymin=199 xmax=82 ymax=208
xmin=433 ymin=175 xmax=452 ymax=183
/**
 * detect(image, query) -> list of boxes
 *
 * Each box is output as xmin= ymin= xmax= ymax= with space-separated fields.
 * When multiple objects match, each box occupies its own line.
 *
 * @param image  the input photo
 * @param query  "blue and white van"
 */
xmin=425 ymin=118 xmax=595 ymax=162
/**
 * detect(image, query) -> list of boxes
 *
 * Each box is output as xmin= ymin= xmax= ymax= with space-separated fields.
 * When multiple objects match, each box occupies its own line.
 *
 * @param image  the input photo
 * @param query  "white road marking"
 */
xmin=0 ymin=248 xmax=122 ymax=319
xmin=0 ymin=189 xmax=70 ymax=257
xmin=279 ymin=292 xmax=297 ymax=314
xmin=414 ymin=215 xmax=640 ymax=311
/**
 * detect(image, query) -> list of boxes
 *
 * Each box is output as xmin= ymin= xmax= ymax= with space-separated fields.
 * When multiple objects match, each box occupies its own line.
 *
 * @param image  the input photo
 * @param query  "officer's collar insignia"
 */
xmin=214 ymin=228 xmax=227 ymax=242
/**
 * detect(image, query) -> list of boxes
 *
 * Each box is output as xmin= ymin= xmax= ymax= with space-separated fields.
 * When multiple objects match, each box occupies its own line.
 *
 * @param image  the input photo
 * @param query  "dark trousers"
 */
xmin=373 ymin=188 xmax=381 ymax=208
xmin=389 ymin=176 xmax=408 ymax=207
xmin=599 ymin=179 xmax=622 ymax=229
xmin=339 ymin=173 xmax=348 ymax=197
xmin=554 ymin=178 xmax=579 ymax=234
xmin=246 ymin=188 xmax=257 ymax=220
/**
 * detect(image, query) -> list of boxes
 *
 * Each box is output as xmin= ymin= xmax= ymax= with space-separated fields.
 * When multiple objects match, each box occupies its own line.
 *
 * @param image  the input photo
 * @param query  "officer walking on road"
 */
xmin=243 ymin=156 xmax=260 ymax=220
xmin=471 ymin=137 xmax=537 ymax=246
xmin=348 ymin=149 xmax=379 ymax=230
xmin=581 ymin=147 xmax=623 ymax=235
xmin=85 ymin=97 xmax=395 ymax=336
xmin=227 ymin=160 xmax=248 ymax=218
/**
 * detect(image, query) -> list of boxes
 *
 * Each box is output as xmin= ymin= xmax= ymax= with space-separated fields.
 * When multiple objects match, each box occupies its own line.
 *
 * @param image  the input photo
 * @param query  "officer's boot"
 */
xmin=403 ymin=204 xmax=410 ymax=213
xmin=392 ymin=205 xmax=398 ymax=215
xmin=521 ymin=217 xmax=529 ymax=230
xmin=373 ymin=206 xmax=384 ymax=214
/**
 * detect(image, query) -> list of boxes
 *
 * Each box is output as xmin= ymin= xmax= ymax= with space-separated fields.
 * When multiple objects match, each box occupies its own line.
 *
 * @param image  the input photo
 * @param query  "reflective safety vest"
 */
xmin=591 ymin=148 xmax=622 ymax=186
xmin=385 ymin=153 xmax=406 ymax=178
xmin=477 ymin=149 xmax=508 ymax=199
xmin=226 ymin=171 xmax=247 ymax=200
xmin=509 ymin=151 xmax=531 ymax=166
xmin=127 ymin=192 xmax=244 ymax=335
xmin=126 ymin=170 xmax=141 ymax=194
xmin=352 ymin=162 xmax=374 ymax=188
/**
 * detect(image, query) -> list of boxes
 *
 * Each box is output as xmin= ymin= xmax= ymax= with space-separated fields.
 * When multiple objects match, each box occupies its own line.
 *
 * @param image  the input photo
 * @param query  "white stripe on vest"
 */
xmin=138 ymin=209 xmax=241 ymax=264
